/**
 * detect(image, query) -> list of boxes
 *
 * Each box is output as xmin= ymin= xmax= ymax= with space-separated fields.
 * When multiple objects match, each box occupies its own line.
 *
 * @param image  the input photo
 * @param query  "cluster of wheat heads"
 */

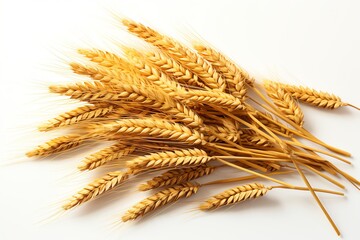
xmin=26 ymin=19 xmax=360 ymax=236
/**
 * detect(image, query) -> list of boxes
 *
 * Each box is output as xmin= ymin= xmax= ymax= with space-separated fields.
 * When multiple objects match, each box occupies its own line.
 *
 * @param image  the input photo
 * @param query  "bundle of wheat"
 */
xmin=26 ymin=19 xmax=359 ymax=236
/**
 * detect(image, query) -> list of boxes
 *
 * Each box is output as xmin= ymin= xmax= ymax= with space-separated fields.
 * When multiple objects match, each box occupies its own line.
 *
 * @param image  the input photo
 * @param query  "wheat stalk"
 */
xmin=26 ymin=134 xmax=84 ymax=157
xmin=88 ymin=118 xmax=206 ymax=145
xmin=264 ymin=80 xmax=304 ymax=127
xmin=122 ymin=19 xmax=226 ymax=91
xmin=122 ymin=182 xmax=199 ymax=222
xmin=78 ymin=144 xmax=136 ymax=171
xmin=199 ymin=183 xmax=269 ymax=210
xmin=127 ymin=148 xmax=212 ymax=170
xmin=38 ymin=104 xmax=114 ymax=131
xmin=138 ymin=165 xmax=215 ymax=191
xmin=63 ymin=171 xmax=129 ymax=210
xmin=273 ymin=81 xmax=358 ymax=110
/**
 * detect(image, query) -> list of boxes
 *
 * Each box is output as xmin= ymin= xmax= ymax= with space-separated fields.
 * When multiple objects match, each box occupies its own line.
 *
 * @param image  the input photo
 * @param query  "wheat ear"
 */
xmin=70 ymin=62 xmax=143 ymax=85
xmin=274 ymin=81 xmax=358 ymax=110
xmin=122 ymin=182 xmax=199 ymax=222
xmin=241 ymin=129 xmax=272 ymax=147
xmin=139 ymin=165 xmax=215 ymax=191
xmin=193 ymin=44 xmax=250 ymax=101
xmin=38 ymin=104 xmax=114 ymax=131
xmin=199 ymin=183 xmax=269 ymax=210
xmin=122 ymin=19 xmax=226 ymax=91
xmin=127 ymin=148 xmax=212 ymax=170
xmin=78 ymin=144 xmax=136 ymax=171
xmin=124 ymin=48 xmax=187 ymax=96
xmin=63 ymin=171 xmax=129 ymax=210
xmin=264 ymin=80 xmax=304 ymax=127
xmin=89 ymin=118 xmax=206 ymax=145
xmin=144 ymin=50 xmax=206 ymax=88
xmin=77 ymin=48 xmax=139 ymax=73
xmin=26 ymin=134 xmax=84 ymax=157
xmin=183 ymin=89 xmax=245 ymax=110
xmin=49 ymin=82 xmax=202 ymax=127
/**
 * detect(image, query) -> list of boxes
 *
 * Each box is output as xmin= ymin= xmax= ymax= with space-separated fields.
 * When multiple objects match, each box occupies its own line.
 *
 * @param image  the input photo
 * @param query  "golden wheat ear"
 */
xmin=138 ymin=165 xmax=215 ymax=191
xmin=78 ymin=144 xmax=136 ymax=171
xmin=122 ymin=182 xmax=200 ymax=222
xmin=271 ymin=81 xmax=359 ymax=110
xmin=26 ymin=134 xmax=84 ymax=157
xmin=62 ymin=171 xmax=129 ymax=210
xmin=199 ymin=183 xmax=269 ymax=210
xmin=263 ymin=80 xmax=304 ymax=127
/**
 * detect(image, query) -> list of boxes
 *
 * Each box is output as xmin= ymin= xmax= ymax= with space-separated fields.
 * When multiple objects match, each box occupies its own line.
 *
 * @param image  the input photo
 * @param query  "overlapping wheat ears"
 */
xmin=27 ymin=19 xmax=359 ymax=235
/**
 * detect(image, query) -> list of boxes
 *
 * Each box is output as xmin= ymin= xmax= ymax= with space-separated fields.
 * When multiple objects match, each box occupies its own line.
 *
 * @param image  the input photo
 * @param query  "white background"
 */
xmin=1 ymin=0 xmax=360 ymax=239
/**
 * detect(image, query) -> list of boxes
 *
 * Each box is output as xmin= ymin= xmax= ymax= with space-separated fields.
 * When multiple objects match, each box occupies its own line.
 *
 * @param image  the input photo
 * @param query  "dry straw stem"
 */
xmin=127 ymin=148 xmax=212 ymax=170
xmin=144 ymin=50 xmax=206 ymax=88
xmin=263 ymin=80 xmax=304 ymax=127
xmin=138 ymin=165 xmax=215 ymax=191
xmin=122 ymin=182 xmax=199 ymax=222
xmin=49 ymin=81 xmax=203 ymax=127
xmin=63 ymin=171 xmax=129 ymax=210
xmin=78 ymin=143 xmax=136 ymax=171
xmin=89 ymin=118 xmax=206 ymax=145
xmin=26 ymin=134 xmax=84 ymax=157
xmin=199 ymin=183 xmax=268 ymax=210
xmin=38 ymin=104 xmax=114 ymax=131
xmin=273 ymin=81 xmax=360 ymax=110
xmin=122 ymin=19 xmax=226 ymax=91
xmin=193 ymin=43 xmax=253 ymax=100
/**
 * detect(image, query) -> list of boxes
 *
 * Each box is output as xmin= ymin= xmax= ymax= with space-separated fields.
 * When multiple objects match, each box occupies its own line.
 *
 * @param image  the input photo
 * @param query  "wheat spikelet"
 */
xmin=144 ymin=50 xmax=206 ymax=88
xmin=125 ymin=48 xmax=187 ymax=96
xmin=78 ymin=144 xmax=136 ymax=171
xmin=127 ymin=148 xmax=211 ymax=170
xmin=122 ymin=19 xmax=226 ymax=91
xmin=183 ymin=89 xmax=245 ymax=110
xmin=274 ymin=82 xmax=353 ymax=109
xmin=63 ymin=171 xmax=129 ymax=210
xmin=199 ymin=183 xmax=269 ymax=210
xmin=49 ymin=81 xmax=203 ymax=127
xmin=89 ymin=118 xmax=206 ymax=145
xmin=139 ymin=165 xmax=215 ymax=191
xmin=122 ymin=182 xmax=199 ymax=222
xmin=26 ymin=134 xmax=84 ymax=157
xmin=264 ymin=81 xmax=304 ymax=127
xmin=38 ymin=104 xmax=114 ymax=131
